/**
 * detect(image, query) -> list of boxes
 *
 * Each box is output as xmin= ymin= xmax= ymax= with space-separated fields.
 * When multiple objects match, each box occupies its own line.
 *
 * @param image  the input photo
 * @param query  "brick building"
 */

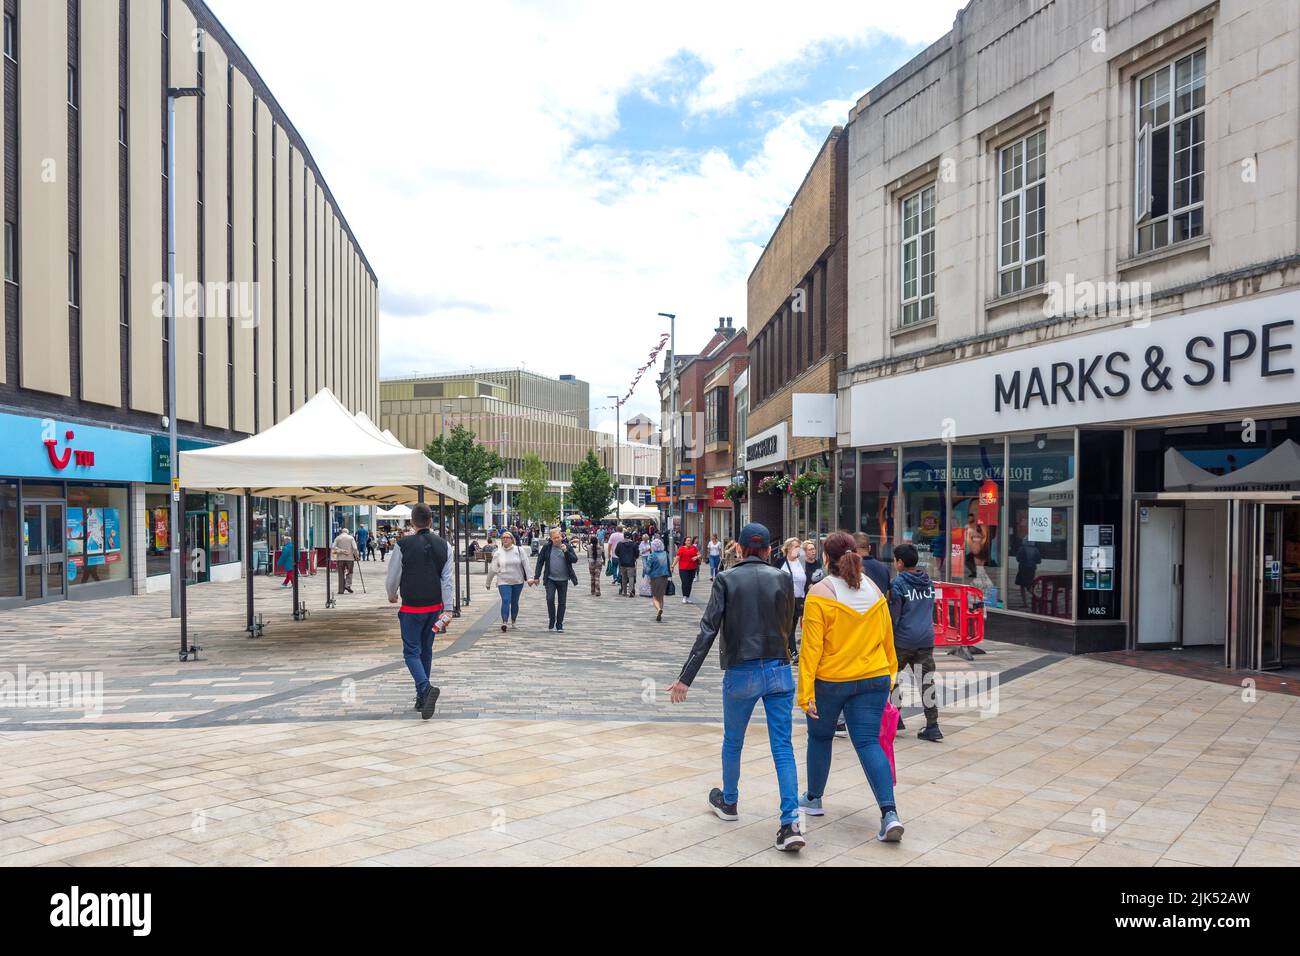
xmin=745 ymin=127 xmax=848 ymax=545
xmin=658 ymin=318 xmax=747 ymax=544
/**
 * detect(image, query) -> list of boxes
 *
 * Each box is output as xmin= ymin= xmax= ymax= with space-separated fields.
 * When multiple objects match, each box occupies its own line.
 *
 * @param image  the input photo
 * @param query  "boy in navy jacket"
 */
xmin=889 ymin=544 xmax=942 ymax=742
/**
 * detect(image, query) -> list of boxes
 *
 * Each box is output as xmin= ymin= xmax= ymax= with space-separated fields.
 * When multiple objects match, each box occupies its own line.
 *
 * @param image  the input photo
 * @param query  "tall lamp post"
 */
xmin=657 ymin=312 xmax=676 ymax=553
xmin=607 ymin=394 xmax=622 ymax=521
xmin=166 ymin=74 xmax=203 ymax=619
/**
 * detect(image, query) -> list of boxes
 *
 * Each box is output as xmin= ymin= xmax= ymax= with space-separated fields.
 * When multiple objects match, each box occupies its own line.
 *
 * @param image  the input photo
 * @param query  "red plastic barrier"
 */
xmin=932 ymin=582 xmax=985 ymax=646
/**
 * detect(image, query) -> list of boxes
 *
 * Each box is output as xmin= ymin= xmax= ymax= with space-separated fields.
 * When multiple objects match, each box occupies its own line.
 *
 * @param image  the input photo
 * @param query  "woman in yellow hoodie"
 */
xmin=797 ymin=530 xmax=904 ymax=842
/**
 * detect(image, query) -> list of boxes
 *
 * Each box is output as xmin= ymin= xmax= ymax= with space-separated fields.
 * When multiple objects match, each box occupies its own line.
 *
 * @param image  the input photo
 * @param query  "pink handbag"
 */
xmin=880 ymin=700 xmax=900 ymax=784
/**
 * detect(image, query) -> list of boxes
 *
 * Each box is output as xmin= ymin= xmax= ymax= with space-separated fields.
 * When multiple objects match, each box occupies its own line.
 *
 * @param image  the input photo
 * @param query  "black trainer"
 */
xmin=708 ymin=787 xmax=738 ymax=821
xmin=835 ymin=720 xmax=848 ymax=738
xmin=897 ymin=717 xmax=906 ymax=731
xmin=412 ymin=694 xmax=421 ymax=712
xmin=775 ymin=823 xmax=806 ymax=852
xmin=420 ymin=686 xmax=440 ymax=720
xmin=917 ymin=723 xmax=943 ymax=742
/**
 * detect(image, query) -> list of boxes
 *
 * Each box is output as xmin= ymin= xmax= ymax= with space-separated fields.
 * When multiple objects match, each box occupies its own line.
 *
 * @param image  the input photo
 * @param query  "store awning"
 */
xmin=604 ymin=505 xmax=660 ymax=522
xmin=178 ymin=388 xmax=468 ymax=505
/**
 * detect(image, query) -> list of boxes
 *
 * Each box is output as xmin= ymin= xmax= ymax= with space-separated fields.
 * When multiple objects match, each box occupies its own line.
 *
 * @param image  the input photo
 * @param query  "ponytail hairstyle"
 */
xmin=822 ymin=531 xmax=862 ymax=589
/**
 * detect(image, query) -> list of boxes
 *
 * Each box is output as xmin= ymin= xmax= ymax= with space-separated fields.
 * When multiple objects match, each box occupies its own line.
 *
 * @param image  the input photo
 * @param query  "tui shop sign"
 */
xmin=0 ymin=410 xmax=153 ymax=482
xmin=850 ymin=293 xmax=1299 ymax=448
xmin=151 ymin=436 xmax=217 ymax=484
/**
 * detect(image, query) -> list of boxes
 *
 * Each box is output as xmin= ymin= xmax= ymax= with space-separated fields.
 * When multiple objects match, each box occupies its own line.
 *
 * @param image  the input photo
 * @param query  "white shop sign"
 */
xmin=792 ymin=393 xmax=837 ymax=438
xmin=745 ymin=422 xmax=787 ymax=470
xmin=849 ymin=291 xmax=1299 ymax=448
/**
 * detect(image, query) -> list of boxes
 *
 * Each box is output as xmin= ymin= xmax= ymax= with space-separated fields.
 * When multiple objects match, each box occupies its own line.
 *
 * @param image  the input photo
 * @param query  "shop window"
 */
xmin=144 ymin=487 xmax=172 ymax=577
xmin=1005 ymin=433 xmax=1075 ymax=619
xmin=0 ymin=481 xmax=18 ymax=598
xmin=65 ymin=486 xmax=130 ymax=588
xmin=900 ymin=444 xmax=948 ymax=581
xmin=1135 ymin=48 xmax=1205 ymax=254
xmin=948 ymin=439 xmax=1005 ymax=607
xmin=858 ymin=448 xmax=898 ymax=559
xmin=1078 ymin=431 xmax=1123 ymax=621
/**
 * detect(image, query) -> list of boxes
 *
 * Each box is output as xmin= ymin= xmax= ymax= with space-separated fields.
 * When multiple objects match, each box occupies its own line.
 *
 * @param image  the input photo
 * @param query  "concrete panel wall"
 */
xmin=80 ymin=0 xmax=123 ymax=406
xmin=230 ymin=68 xmax=255 ymax=433
xmin=20 ymin=0 xmax=70 ymax=396
xmin=128 ymin=0 xmax=163 ymax=413
xmin=202 ymin=36 xmax=229 ymax=429
xmin=273 ymin=124 xmax=289 ymax=418
xmin=289 ymin=146 xmax=305 ymax=409
xmin=254 ymin=99 xmax=272 ymax=428
xmin=170 ymin=0 xmax=200 ymax=422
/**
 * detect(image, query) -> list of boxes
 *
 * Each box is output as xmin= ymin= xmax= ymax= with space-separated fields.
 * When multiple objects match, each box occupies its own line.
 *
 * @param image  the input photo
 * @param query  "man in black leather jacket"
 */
xmin=667 ymin=522 xmax=804 ymax=852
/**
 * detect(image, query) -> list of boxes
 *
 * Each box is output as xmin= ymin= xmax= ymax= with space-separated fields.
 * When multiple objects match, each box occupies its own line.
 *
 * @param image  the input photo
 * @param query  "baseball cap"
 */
xmin=738 ymin=522 xmax=770 ymax=550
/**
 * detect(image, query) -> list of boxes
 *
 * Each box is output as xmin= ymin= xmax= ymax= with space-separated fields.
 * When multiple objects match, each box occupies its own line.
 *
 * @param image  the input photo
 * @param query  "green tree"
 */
xmin=423 ymin=424 xmax=504 ymax=510
xmin=516 ymin=452 xmax=552 ymax=524
xmin=567 ymin=450 xmax=614 ymax=523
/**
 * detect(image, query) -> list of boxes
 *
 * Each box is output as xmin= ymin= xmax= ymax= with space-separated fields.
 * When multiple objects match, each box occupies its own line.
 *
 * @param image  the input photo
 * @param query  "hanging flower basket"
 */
xmin=725 ymin=482 xmax=747 ymax=502
xmin=791 ymin=471 xmax=826 ymax=500
xmin=757 ymin=474 xmax=791 ymax=496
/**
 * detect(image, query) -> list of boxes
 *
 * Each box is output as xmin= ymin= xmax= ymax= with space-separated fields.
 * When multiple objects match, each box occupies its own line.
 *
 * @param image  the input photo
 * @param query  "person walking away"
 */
xmin=615 ymin=533 xmax=639 ymax=598
xmin=532 ymin=527 xmax=578 ymax=632
xmin=667 ymin=523 xmax=804 ymax=852
xmin=676 ymin=536 xmax=701 ymax=604
xmin=646 ymin=538 xmax=671 ymax=622
xmin=890 ymin=543 xmax=942 ymax=741
xmin=385 ymin=503 xmax=453 ymax=720
xmin=356 ymin=525 xmax=370 ymax=562
xmin=367 ymin=533 xmax=377 ymax=561
xmin=487 ymin=530 xmax=529 ymax=632
xmin=797 ymin=531 xmax=903 ymax=842
xmin=853 ymin=532 xmax=892 ymax=596
xmin=637 ymin=534 xmax=653 ymax=598
xmin=332 ymin=527 xmax=359 ymax=594
xmin=276 ymin=533 xmax=296 ymax=587
xmin=707 ymin=534 xmax=722 ymax=578
xmin=587 ymin=532 xmax=604 ymax=597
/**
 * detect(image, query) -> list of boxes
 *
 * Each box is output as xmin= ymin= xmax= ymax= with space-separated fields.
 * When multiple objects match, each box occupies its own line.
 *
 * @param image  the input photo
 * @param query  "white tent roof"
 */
xmin=1167 ymin=440 xmax=1300 ymax=491
xmin=376 ymin=504 xmax=412 ymax=520
xmin=604 ymin=505 xmax=660 ymax=522
xmin=1163 ymin=448 xmax=1219 ymax=491
xmin=179 ymin=388 xmax=468 ymax=504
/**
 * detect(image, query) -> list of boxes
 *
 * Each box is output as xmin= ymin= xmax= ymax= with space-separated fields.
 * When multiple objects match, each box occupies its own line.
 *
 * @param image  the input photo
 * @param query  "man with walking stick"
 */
xmin=385 ymin=503 xmax=454 ymax=720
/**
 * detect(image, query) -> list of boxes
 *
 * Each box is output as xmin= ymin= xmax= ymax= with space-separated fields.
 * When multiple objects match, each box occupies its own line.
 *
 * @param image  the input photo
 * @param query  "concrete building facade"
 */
xmin=1 ymin=0 xmax=377 ymax=608
xmin=839 ymin=0 xmax=1300 ymax=669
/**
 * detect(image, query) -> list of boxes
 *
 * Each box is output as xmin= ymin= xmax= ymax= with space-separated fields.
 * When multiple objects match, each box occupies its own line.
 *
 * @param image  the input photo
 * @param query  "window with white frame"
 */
xmin=900 ymin=184 xmax=935 ymax=326
xmin=998 ymin=129 xmax=1046 ymax=295
xmin=1135 ymin=48 xmax=1205 ymax=254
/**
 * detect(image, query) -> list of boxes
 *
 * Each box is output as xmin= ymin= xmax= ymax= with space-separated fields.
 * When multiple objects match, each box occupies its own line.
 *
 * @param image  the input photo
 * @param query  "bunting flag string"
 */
xmin=623 ymin=333 xmax=670 ymax=404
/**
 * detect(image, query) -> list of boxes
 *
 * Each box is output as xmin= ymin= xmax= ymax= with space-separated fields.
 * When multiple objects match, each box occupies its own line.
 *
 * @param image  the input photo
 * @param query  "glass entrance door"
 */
xmin=1261 ymin=505 xmax=1300 ymax=669
xmin=184 ymin=512 xmax=211 ymax=585
xmin=22 ymin=503 xmax=67 ymax=602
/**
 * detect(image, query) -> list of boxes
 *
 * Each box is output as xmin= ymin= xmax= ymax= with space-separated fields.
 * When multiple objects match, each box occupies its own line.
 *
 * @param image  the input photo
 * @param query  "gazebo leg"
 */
xmin=292 ymin=497 xmax=305 ymax=621
xmin=452 ymin=504 xmax=461 ymax=617
xmin=245 ymin=490 xmax=262 ymax=638
xmin=325 ymin=503 xmax=335 ymax=610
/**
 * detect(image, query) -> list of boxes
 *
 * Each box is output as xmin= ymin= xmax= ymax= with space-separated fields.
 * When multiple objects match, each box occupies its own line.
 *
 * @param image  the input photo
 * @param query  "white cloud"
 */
xmin=206 ymin=0 xmax=963 ymax=423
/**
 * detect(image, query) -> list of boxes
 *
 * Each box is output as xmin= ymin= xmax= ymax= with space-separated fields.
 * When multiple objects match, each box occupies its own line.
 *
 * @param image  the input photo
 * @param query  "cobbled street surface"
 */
xmin=1 ymin=562 xmax=1298 ymax=866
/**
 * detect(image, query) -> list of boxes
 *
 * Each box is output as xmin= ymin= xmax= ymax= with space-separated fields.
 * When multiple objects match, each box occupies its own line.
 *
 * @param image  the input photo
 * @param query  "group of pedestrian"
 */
xmin=667 ymin=521 xmax=943 ymax=853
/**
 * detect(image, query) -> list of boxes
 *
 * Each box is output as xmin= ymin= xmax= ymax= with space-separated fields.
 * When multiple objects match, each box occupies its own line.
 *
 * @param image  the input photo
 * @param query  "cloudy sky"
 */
xmin=207 ymin=0 xmax=965 ymax=430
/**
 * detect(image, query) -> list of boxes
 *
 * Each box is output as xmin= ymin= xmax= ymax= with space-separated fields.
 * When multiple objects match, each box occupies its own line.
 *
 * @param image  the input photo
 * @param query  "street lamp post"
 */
xmin=607 ymin=394 xmax=621 ymax=521
xmin=657 ymin=312 xmax=676 ymax=554
xmin=166 ymin=76 xmax=203 ymax=620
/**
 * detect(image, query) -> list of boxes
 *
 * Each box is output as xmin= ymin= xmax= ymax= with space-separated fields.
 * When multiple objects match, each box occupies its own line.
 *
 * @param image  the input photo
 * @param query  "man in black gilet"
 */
xmin=385 ymin=502 xmax=454 ymax=720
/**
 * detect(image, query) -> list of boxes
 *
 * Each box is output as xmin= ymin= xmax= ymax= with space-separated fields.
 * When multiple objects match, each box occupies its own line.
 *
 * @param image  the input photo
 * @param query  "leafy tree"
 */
xmin=567 ymin=450 xmax=614 ymax=523
xmin=516 ymin=452 xmax=552 ymax=524
xmin=424 ymin=425 xmax=504 ymax=510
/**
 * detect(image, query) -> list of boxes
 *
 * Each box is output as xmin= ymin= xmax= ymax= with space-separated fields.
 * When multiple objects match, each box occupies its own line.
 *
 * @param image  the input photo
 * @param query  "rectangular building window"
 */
xmin=998 ymin=129 xmax=1046 ymax=295
xmin=68 ymin=252 xmax=79 ymax=306
xmin=4 ymin=222 xmax=15 ymax=282
xmin=67 ymin=65 xmax=77 ymax=108
xmin=1135 ymin=48 xmax=1205 ymax=254
xmin=3 ymin=13 xmax=15 ymax=61
xmin=705 ymin=386 xmax=729 ymax=444
xmin=900 ymin=184 xmax=935 ymax=326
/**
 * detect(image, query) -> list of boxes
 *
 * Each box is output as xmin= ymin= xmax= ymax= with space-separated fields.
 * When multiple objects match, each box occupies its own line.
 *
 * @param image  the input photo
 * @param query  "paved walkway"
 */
xmin=0 ymin=567 xmax=1298 ymax=865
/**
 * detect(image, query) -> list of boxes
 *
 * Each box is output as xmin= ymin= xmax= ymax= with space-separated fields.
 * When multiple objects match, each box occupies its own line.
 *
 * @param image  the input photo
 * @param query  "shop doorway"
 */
xmin=22 ymin=502 xmax=67 ymax=603
xmin=185 ymin=512 xmax=211 ymax=585
xmin=1261 ymin=504 xmax=1300 ymax=669
xmin=1134 ymin=501 xmax=1229 ymax=653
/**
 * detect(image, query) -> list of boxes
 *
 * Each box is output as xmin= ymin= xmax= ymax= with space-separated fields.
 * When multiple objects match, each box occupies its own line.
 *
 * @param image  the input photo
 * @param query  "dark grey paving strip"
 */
xmin=0 ymin=652 xmax=1065 ymax=732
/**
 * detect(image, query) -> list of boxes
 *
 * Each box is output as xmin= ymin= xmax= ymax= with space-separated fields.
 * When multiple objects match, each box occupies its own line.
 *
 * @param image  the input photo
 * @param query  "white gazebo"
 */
xmin=174 ymin=388 xmax=469 ymax=659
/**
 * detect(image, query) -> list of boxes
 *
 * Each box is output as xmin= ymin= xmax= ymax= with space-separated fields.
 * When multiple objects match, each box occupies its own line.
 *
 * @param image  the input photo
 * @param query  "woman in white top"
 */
xmin=707 ymin=534 xmax=723 ymax=578
xmin=486 ymin=531 xmax=531 ymax=632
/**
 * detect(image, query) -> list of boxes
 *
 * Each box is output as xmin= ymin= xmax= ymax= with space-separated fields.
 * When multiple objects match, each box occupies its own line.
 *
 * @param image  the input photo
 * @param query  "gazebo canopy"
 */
xmin=178 ymin=388 xmax=468 ymax=504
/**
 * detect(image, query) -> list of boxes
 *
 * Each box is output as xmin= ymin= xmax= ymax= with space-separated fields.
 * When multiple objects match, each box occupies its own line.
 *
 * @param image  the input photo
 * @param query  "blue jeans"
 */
xmin=498 ymin=583 xmax=523 ymax=623
xmin=722 ymin=659 xmax=799 ymax=825
xmin=805 ymin=675 xmax=895 ymax=812
xmin=708 ymin=554 xmax=720 ymax=576
xmin=398 ymin=610 xmax=438 ymax=697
